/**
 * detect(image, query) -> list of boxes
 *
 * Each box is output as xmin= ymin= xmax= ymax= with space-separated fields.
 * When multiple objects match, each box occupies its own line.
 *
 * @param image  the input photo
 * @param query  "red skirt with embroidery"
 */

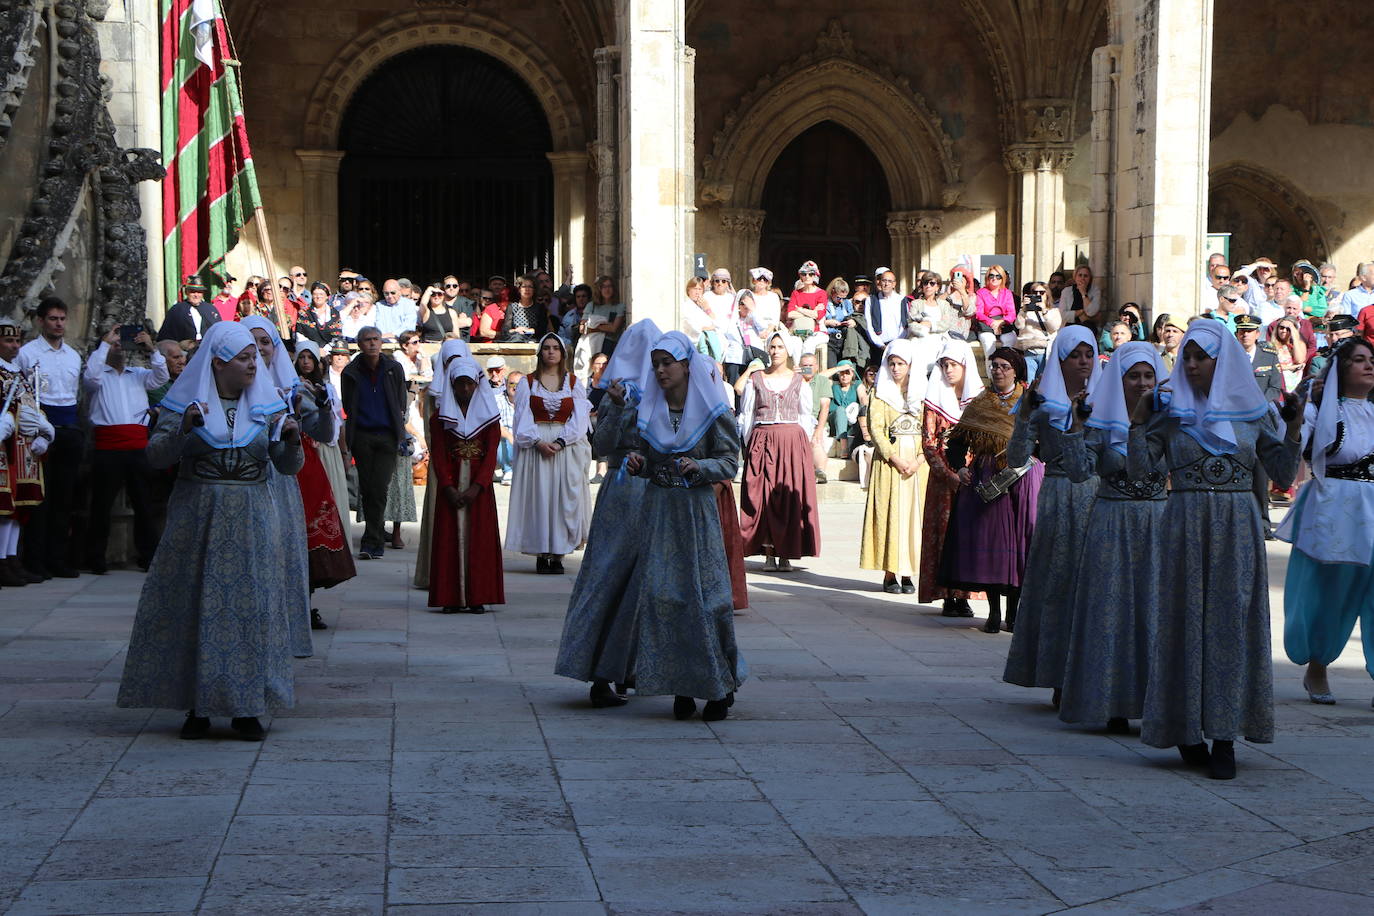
xmin=299 ymin=435 xmax=357 ymax=590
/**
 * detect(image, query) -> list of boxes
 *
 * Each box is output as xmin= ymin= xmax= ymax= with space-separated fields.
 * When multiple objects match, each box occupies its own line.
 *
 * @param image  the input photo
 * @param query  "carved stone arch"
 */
xmin=1208 ymin=161 xmax=1332 ymax=267
xmin=302 ymin=9 xmax=587 ymax=151
xmin=700 ymin=22 xmax=960 ymax=212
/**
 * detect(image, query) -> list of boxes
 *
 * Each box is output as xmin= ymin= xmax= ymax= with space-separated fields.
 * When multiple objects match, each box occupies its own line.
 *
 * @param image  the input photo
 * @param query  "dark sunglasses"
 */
xmin=444 ymin=283 xmax=460 ymax=289
xmin=921 ymin=279 xmax=939 ymax=286
xmin=481 ymin=296 xmax=494 ymax=302
xmin=291 ymin=271 xmax=307 ymax=277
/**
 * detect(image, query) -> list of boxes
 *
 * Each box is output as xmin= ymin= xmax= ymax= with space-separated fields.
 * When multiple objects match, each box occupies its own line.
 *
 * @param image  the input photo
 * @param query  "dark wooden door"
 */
xmin=760 ymin=122 xmax=892 ymax=288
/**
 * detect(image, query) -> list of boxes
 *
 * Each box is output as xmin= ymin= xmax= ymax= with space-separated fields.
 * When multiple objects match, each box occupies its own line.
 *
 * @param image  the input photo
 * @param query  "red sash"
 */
xmin=93 ymin=424 xmax=150 ymax=451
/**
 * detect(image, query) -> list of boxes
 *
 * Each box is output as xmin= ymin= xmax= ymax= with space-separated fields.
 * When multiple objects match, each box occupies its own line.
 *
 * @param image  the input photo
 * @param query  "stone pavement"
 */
xmin=2 ymin=487 xmax=1374 ymax=915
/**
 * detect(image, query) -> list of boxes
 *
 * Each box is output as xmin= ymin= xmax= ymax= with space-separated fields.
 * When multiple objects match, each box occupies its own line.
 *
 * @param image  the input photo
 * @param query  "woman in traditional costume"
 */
xmin=1279 ymin=338 xmax=1374 ymax=706
xmin=117 ymin=322 xmax=300 ymax=741
xmin=600 ymin=331 xmax=745 ymax=720
xmin=428 ymin=356 xmax=505 ymax=614
xmin=295 ymin=343 xmax=350 ymax=546
xmin=1003 ymin=326 xmax=1102 ymax=703
xmin=739 ymin=330 xmax=821 ymax=571
xmin=859 ymin=339 xmax=928 ymax=594
xmin=1057 ymin=342 xmax=1168 ymax=733
xmin=920 ymin=338 xmax=984 ymax=616
xmin=240 ymin=315 xmax=327 ymax=658
xmin=1132 ymin=319 xmax=1301 ymax=779
xmin=413 ymin=339 xmax=471 ymax=590
xmin=938 ymin=348 xmax=1043 ymax=634
xmin=505 ymin=332 xmax=592 ymax=573
xmin=290 ymin=342 xmax=356 ymax=630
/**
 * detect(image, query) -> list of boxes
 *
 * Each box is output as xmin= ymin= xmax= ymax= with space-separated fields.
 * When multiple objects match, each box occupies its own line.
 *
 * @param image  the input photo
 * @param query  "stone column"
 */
xmin=295 ymin=150 xmax=345 ymax=281
xmin=1109 ymin=0 xmax=1214 ymax=317
xmin=1005 ymin=144 xmax=1074 ymax=288
xmin=719 ymin=208 xmax=764 ymax=281
xmin=885 ymin=211 xmax=945 ymax=291
xmin=617 ymin=0 xmax=693 ymax=330
xmin=547 ymin=151 xmax=591 ymax=284
xmin=592 ymin=46 xmax=620 ymax=280
xmin=1089 ymin=45 xmax=1123 ymax=306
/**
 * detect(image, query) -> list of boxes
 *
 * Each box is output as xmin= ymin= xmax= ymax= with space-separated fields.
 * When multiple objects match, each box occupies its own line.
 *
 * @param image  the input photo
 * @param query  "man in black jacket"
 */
xmin=156 ymin=276 xmax=221 ymax=342
xmin=340 ymin=326 xmax=408 ymax=559
xmin=1235 ymin=313 xmax=1283 ymax=538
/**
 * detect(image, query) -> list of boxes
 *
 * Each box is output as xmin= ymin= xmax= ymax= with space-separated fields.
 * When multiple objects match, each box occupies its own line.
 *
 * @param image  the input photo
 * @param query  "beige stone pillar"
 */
xmin=1005 ymin=145 xmax=1074 ymax=288
xmin=1109 ymin=0 xmax=1214 ymax=317
xmin=547 ymin=151 xmax=591 ymax=285
xmin=1089 ymin=45 xmax=1123 ymax=304
xmin=617 ymin=0 xmax=693 ymax=330
xmin=295 ymin=150 xmax=345 ymax=280
xmin=720 ymin=208 xmax=764 ymax=282
xmin=885 ymin=211 xmax=944 ymax=292
xmin=592 ymin=46 xmax=620 ymax=280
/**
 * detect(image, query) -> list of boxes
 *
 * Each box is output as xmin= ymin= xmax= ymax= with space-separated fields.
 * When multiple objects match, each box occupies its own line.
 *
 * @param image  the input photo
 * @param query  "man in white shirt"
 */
xmin=83 ymin=326 xmax=169 ymax=573
xmin=16 ymin=298 xmax=84 ymax=579
xmin=376 ymin=279 xmax=420 ymax=340
xmin=1339 ymin=262 xmax=1374 ymax=317
xmin=863 ymin=267 xmax=907 ymax=364
xmin=1200 ymin=262 xmax=1232 ymax=316
xmin=495 ymin=370 xmax=521 ymax=485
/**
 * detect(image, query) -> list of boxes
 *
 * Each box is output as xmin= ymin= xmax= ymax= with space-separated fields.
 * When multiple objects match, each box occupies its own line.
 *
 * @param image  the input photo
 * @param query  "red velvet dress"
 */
xmin=427 ymin=413 xmax=505 ymax=608
xmin=297 ymin=435 xmax=356 ymax=589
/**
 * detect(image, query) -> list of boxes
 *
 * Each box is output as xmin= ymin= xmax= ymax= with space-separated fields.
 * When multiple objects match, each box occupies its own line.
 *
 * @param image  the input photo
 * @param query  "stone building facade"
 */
xmin=3 ymin=0 xmax=1372 ymax=338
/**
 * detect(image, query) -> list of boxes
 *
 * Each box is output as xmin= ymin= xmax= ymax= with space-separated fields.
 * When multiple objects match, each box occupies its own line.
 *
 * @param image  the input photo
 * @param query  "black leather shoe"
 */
xmin=882 ymin=580 xmax=901 ymax=594
xmin=535 ymin=556 xmax=549 ymax=574
xmin=1177 ymin=743 xmax=1211 ymax=767
xmin=1051 ymin=688 xmax=1062 ymax=709
xmin=1209 ymin=741 xmax=1236 ymax=780
xmin=548 ymin=558 xmax=564 ymax=573
xmin=899 ymin=578 xmax=915 ymax=594
xmin=702 ymin=692 xmax=734 ymax=722
xmin=590 ymin=680 xmax=628 ymax=708
xmin=51 ymin=567 xmax=80 ymax=579
xmin=462 ymin=605 xmax=487 ymax=614
xmin=179 ymin=712 xmax=210 ymax=740
xmin=673 ymin=696 xmax=697 ymax=720
xmin=941 ymin=599 xmax=961 ymax=617
xmin=230 ymin=717 xmax=266 ymax=741
xmin=1106 ymin=717 xmax=1131 ymax=735
xmin=954 ymin=598 xmax=975 ymax=618
xmin=310 ymin=609 xmax=328 ymax=630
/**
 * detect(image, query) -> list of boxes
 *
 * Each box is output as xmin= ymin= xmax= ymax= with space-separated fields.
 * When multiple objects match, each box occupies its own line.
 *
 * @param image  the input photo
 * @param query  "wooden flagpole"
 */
xmin=252 ymin=206 xmax=290 ymax=341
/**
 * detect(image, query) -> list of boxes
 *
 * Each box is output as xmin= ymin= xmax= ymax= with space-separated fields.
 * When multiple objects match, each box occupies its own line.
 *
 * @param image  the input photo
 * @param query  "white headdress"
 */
xmin=438 ymin=356 xmax=500 ymax=437
xmin=238 ymin=315 xmax=298 ymax=395
xmin=1085 ymin=341 xmax=1166 ymax=455
xmin=1166 ymin=318 xmax=1270 ymax=455
xmin=923 ymin=337 xmax=983 ymax=424
xmin=427 ymin=338 xmax=472 ymax=399
xmin=876 ymin=338 xmax=929 ymax=414
xmin=598 ymin=318 xmax=662 ymax=404
xmin=1035 ymin=324 xmax=1103 ymax=431
xmin=158 ymin=321 xmax=287 ymax=448
xmin=636 ymin=331 xmax=731 ymax=454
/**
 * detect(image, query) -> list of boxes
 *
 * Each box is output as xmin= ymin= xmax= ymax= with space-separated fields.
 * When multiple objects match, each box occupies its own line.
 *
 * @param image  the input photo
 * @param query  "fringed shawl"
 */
xmin=950 ymin=384 xmax=1025 ymax=469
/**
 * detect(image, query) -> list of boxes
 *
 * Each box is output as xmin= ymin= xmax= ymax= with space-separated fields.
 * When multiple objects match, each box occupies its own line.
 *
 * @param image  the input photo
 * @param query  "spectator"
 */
xmin=862 ymin=267 xmax=909 ymax=365
xmin=1270 ymin=317 xmax=1308 ymax=390
xmin=502 ymin=274 xmax=545 ymax=344
xmin=473 ymin=289 xmax=504 ymax=343
xmin=822 ymin=277 xmax=859 ymax=368
xmin=288 ymin=266 xmax=311 ymax=305
xmin=210 ymin=274 xmax=240 ymax=321
xmin=786 ymin=261 xmax=829 ymax=358
xmin=296 ymin=282 xmax=341 ymax=348
xmin=681 ymin=276 xmax=720 ymax=359
xmin=1207 ymin=284 xmax=1244 ymax=332
xmin=330 ymin=270 xmax=358 ymax=311
xmin=905 ymin=270 xmax=943 ymax=339
xmin=395 ymin=330 xmax=431 ymax=385
xmin=485 ymin=356 xmax=507 ymax=390
xmin=826 ymin=360 xmax=861 ymax=458
xmin=17 ymin=297 xmax=82 ymax=579
xmin=1152 ymin=312 xmax=1186 ymax=371
xmin=1102 ymin=321 xmax=1133 ymax=356
xmin=1046 ymin=270 xmax=1067 ymax=306
xmin=495 ymin=370 xmax=521 ymax=485
xmin=1319 ymin=262 xmax=1342 ymax=309
xmin=377 ymin=279 xmax=419 ymax=340
xmin=1233 ymin=257 xmax=1279 ymax=321
xmin=586 ymin=276 xmax=626 ymax=352
xmin=1014 ymin=281 xmax=1060 ymax=381
xmin=1291 ymin=260 xmax=1328 ymax=319
xmin=340 ymin=327 xmax=408 ymax=560
xmin=148 ymin=340 xmax=188 ymax=407
xmin=798 ymin=352 xmax=831 ymax=483
xmin=942 ymin=265 xmax=978 ymax=341
xmin=853 ymin=362 xmax=878 ymax=489
xmin=974 ymin=264 xmax=1017 ymax=366
xmin=417 ymin=285 xmax=458 ymax=342
xmin=1199 ymin=261 xmax=1232 ymax=317
xmin=488 ymin=275 xmax=509 ymax=305
xmin=340 ymin=291 xmax=379 ymax=341
xmin=1233 ymin=314 xmax=1283 ymax=539
xmin=1057 ymin=264 xmax=1102 ymax=330
xmin=748 ymin=268 xmax=783 ymax=329
xmin=555 ymin=284 xmax=590 ymax=345
xmin=1271 ymin=296 xmax=1317 ymax=355
xmin=83 ymin=325 xmax=168 ymax=573
xmin=441 ymin=275 xmax=476 ymax=337
xmin=158 ymin=276 xmax=220 ymax=343
xmin=1341 ymin=262 xmax=1374 ymax=319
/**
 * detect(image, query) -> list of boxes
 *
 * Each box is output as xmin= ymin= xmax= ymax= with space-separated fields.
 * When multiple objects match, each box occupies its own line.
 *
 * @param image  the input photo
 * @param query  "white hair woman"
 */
xmin=117 ymin=322 xmax=301 ymax=741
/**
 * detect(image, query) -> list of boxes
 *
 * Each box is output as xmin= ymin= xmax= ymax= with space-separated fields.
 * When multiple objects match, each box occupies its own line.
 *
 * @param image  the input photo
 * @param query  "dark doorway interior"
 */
xmin=338 ymin=46 xmax=553 ymax=287
xmin=759 ymin=122 xmax=892 ymax=288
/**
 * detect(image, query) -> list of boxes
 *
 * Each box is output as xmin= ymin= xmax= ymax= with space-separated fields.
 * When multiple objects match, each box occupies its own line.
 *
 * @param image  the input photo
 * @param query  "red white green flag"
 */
xmin=160 ymin=0 xmax=261 ymax=307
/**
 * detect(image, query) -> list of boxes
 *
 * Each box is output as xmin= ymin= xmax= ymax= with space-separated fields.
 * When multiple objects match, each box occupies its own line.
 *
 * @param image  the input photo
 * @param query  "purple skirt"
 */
xmin=938 ymin=457 xmax=1043 ymax=590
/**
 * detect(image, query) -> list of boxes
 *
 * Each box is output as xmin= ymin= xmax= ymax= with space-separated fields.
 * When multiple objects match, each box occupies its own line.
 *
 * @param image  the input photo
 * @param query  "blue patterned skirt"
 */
xmin=267 ymin=470 xmax=314 ymax=658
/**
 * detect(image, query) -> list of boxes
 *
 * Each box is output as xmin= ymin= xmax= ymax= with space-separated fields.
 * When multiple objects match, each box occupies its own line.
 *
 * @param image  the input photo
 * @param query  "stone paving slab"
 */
xmin=2 ymin=491 xmax=1373 ymax=913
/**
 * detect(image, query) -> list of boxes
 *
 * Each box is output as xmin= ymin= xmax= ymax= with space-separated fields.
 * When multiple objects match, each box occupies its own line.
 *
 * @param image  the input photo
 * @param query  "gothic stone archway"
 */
xmin=1208 ymin=162 xmax=1331 ymax=270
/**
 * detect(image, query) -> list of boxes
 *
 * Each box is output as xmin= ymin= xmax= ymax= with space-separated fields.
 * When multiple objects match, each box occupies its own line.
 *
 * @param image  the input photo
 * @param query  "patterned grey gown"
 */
xmin=117 ymin=402 xmax=303 ymax=717
xmin=1003 ymin=406 xmax=1098 ymax=689
xmin=555 ymin=399 xmax=649 ymax=684
xmin=270 ymin=396 xmax=329 ymax=658
xmin=558 ymin=408 xmax=745 ymax=700
xmin=1057 ymin=427 xmax=1168 ymax=724
xmin=1132 ymin=411 xmax=1299 ymax=748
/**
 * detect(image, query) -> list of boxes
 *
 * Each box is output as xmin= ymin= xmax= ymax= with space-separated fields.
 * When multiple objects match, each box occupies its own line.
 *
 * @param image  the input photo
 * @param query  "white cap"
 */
xmin=485 ymin=355 xmax=507 ymax=370
xmin=749 ymin=267 xmax=774 ymax=282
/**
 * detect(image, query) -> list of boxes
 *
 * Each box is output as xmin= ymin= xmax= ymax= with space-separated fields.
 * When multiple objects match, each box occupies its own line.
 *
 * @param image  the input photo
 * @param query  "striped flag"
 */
xmin=159 ymin=0 xmax=261 ymax=308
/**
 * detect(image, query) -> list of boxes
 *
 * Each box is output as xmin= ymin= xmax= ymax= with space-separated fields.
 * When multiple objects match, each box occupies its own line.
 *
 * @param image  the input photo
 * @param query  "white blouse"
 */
xmin=1280 ymin=399 xmax=1374 ymax=565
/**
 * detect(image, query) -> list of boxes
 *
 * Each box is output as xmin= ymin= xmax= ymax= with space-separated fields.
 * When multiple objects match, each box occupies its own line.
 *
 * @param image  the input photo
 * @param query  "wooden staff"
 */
xmin=252 ymin=205 xmax=289 ymax=341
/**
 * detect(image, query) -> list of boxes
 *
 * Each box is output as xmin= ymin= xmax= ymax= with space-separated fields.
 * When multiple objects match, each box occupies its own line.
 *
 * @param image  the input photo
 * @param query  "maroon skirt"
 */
xmin=714 ymin=481 xmax=749 ymax=609
xmin=740 ymin=424 xmax=821 ymax=559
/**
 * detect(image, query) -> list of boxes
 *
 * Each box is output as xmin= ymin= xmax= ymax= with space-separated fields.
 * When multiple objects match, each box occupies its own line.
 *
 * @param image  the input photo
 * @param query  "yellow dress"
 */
xmin=860 ymin=398 xmax=928 ymax=576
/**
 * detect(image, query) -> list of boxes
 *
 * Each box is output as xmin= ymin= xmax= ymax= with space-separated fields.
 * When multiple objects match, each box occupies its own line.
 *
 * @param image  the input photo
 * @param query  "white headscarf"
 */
xmin=598 ymin=318 xmax=662 ymax=403
xmin=1086 ymin=341 xmax=1166 ymax=456
xmin=1036 ymin=324 xmax=1103 ymax=431
xmin=238 ymin=315 xmax=298 ymax=395
xmin=1306 ymin=338 xmax=1363 ymax=482
xmin=924 ymin=337 xmax=984 ymax=424
xmin=766 ymin=329 xmax=801 ymax=368
xmin=636 ymin=331 xmax=731 ymax=454
xmin=1167 ymin=318 xmax=1270 ymax=455
xmin=427 ymin=338 xmax=472 ymax=399
xmin=159 ymin=321 xmax=287 ymax=449
xmin=438 ymin=356 xmax=500 ymax=437
xmin=875 ymin=338 xmax=928 ymax=414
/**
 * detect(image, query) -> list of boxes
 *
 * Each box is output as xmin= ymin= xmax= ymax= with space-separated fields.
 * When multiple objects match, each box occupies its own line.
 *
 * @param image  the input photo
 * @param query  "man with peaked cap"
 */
xmin=157 ymin=276 xmax=222 ymax=343
xmin=1234 ymin=312 xmax=1284 ymax=537
xmin=1305 ymin=313 xmax=1357 ymax=383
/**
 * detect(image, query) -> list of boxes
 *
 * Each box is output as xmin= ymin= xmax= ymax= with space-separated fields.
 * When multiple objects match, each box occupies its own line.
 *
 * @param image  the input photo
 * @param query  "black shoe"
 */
xmin=981 ymin=609 xmax=1001 ymax=634
xmin=51 ymin=567 xmax=80 ymax=579
xmin=462 ymin=605 xmax=487 ymax=614
xmin=673 ymin=696 xmax=697 ymax=720
xmin=24 ymin=564 xmax=50 ymax=581
xmin=1209 ymin=741 xmax=1236 ymax=780
xmin=616 ymin=678 xmax=636 ymax=696
xmin=941 ymin=599 xmax=961 ymax=618
xmin=1177 ymin=743 xmax=1211 ymax=767
xmin=899 ymin=578 xmax=915 ymax=595
xmin=882 ymin=580 xmax=901 ymax=594
xmin=1051 ymin=688 xmax=1062 ymax=710
xmin=548 ymin=558 xmax=564 ymax=574
xmin=310 ymin=608 xmax=328 ymax=630
xmin=1106 ymin=717 xmax=1131 ymax=735
xmin=179 ymin=712 xmax=210 ymax=740
xmin=440 ymin=605 xmax=463 ymax=614
xmin=230 ymin=717 xmax=266 ymax=741
xmin=535 ymin=556 xmax=549 ymax=574
xmin=89 ymin=562 xmax=108 ymax=576
xmin=590 ymin=680 xmax=628 ymax=708
xmin=953 ymin=598 xmax=974 ymax=618
xmin=1263 ymin=529 xmax=1277 ymax=541
xmin=703 ymin=692 xmax=734 ymax=722
xmin=357 ymin=550 xmax=373 ymax=560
